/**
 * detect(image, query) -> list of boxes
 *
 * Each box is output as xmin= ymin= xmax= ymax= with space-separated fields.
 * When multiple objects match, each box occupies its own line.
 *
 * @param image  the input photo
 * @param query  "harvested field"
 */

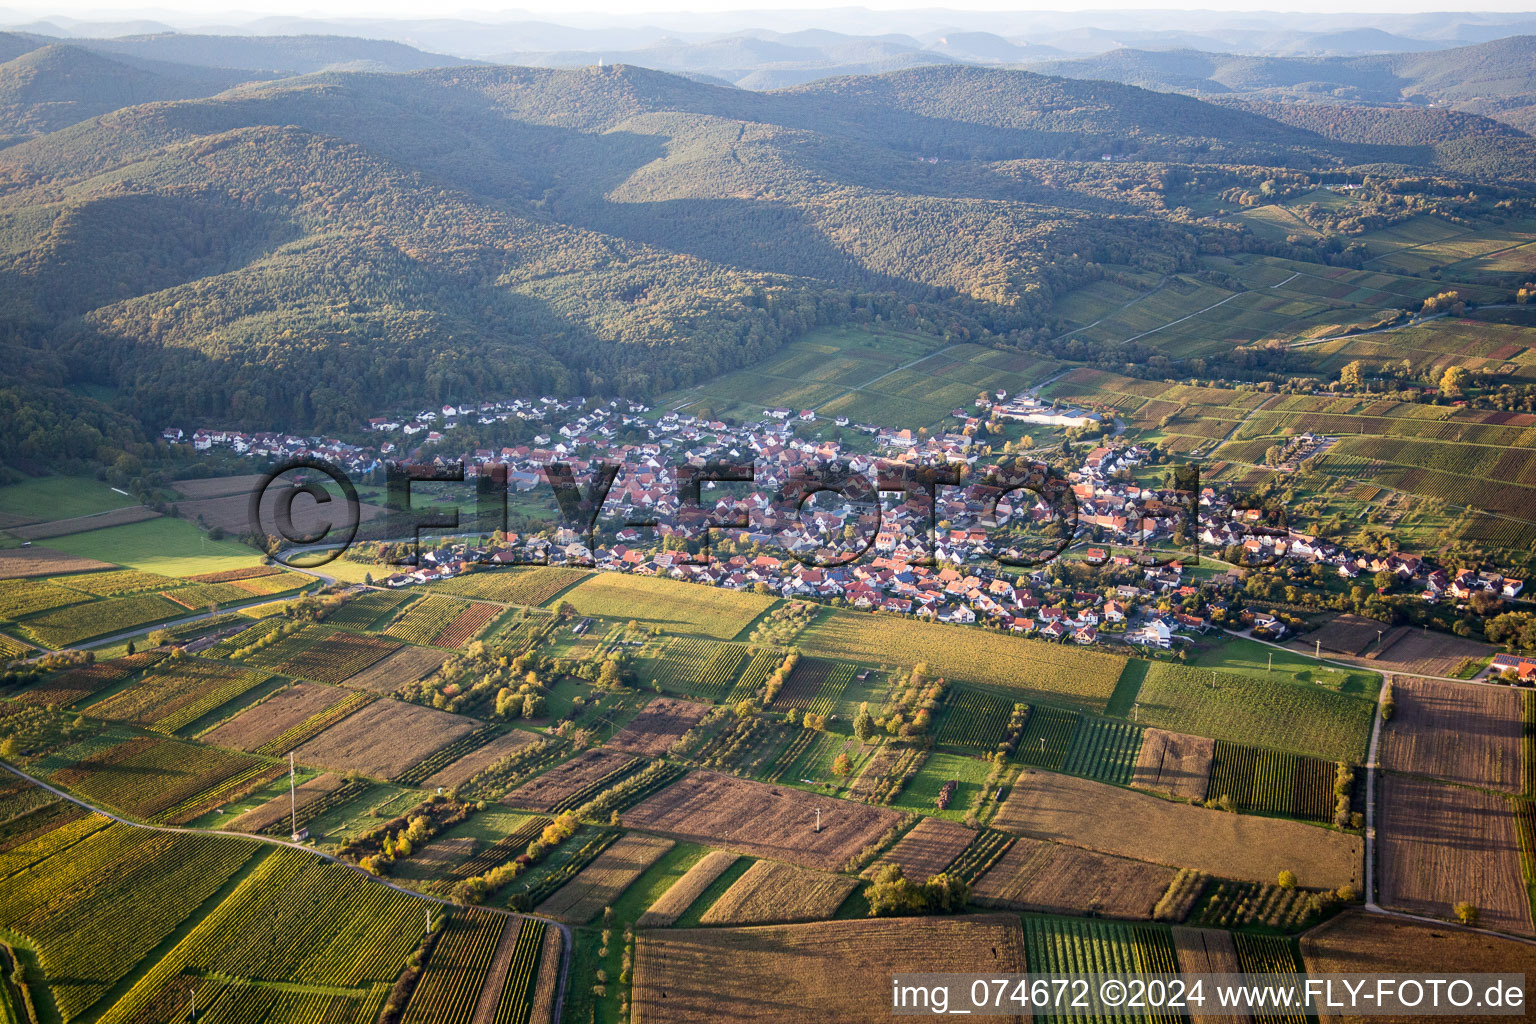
xmin=1171 ymin=928 xmax=1247 ymax=1024
xmin=1379 ymin=677 xmax=1523 ymax=792
xmin=171 ymin=475 xmax=267 ymax=500
xmin=1132 ymin=729 xmax=1214 ymax=802
xmin=972 ymin=834 xmax=1176 ymax=919
xmin=175 ymin=488 xmax=388 ymax=538
xmin=201 ymin=683 xmax=351 ymax=751
xmin=1304 ymin=614 xmax=1394 ymax=656
xmin=606 ymin=697 xmax=711 ymax=757
xmin=622 ymin=770 xmax=902 ymax=871
xmin=1378 ymin=773 xmax=1532 ymax=936
xmin=993 ymin=769 xmax=1361 ymax=890
xmin=0 ymin=548 xmax=113 ymax=579
xmin=700 ymin=860 xmax=858 ymax=925
xmin=638 ymin=851 xmax=740 ymax=928
xmin=536 ymin=834 xmax=675 ymax=924
xmin=870 ymin=818 xmax=973 ymax=881
xmin=1360 ymin=628 xmax=1494 ymax=678
xmin=501 ymin=750 xmax=637 ymax=812
xmin=1302 ymin=910 xmax=1536 ymax=1023
xmin=291 ymin=698 xmax=478 ymax=779
xmin=341 ymin=644 xmax=450 ymax=692
xmin=227 ymin=773 xmax=346 ymax=832
xmin=631 ymin=916 xmax=1030 ymax=1024
xmin=527 ymin=926 xmax=562 ymax=1024
xmin=10 ymin=505 xmax=159 ymax=540
xmin=422 ymin=730 xmax=540 ymax=791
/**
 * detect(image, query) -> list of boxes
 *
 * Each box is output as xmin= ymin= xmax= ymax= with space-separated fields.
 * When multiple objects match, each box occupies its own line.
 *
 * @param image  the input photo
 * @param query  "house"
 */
xmin=1130 ymin=620 xmax=1172 ymax=648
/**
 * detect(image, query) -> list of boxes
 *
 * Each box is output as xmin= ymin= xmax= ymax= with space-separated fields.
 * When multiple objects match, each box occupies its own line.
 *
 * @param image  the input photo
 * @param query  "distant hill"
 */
xmin=0 ymin=44 xmax=263 ymax=138
xmin=72 ymin=33 xmax=476 ymax=74
xmin=1027 ymin=36 xmax=1536 ymax=132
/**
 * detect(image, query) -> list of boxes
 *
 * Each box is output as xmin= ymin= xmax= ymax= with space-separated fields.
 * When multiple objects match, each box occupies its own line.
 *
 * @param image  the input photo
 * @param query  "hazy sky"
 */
xmin=10 ymin=1 xmax=1536 ymax=19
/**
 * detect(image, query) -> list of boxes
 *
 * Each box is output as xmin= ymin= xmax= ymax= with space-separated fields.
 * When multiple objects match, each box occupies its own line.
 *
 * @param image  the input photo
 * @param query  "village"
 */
xmin=168 ymin=391 xmax=1525 ymax=656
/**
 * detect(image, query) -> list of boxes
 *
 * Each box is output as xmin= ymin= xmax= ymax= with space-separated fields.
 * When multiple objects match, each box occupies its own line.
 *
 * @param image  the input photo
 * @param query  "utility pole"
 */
xmin=1316 ymin=639 xmax=1321 ymax=659
xmin=1267 ymin=652 xmax=1273 ymax=673
xmin=426 ymin=906 xmax=432 ymax=934
xmin=814 ymin=808 xmax=821 ymax=833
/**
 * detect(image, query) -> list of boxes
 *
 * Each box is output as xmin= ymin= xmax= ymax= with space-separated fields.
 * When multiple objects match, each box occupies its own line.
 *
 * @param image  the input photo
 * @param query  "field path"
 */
xmin=0 ymin=759 xmax=574 ymax=1024
xmin=469 ymin=917 xmax=526 ymax=1024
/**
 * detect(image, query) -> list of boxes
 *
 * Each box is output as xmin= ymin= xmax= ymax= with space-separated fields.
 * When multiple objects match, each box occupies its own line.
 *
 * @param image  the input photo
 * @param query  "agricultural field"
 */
xmin=325 ymin=588 xmax=418 ymax=631
xmin=420 ymin=729 xmax=540 ymax=791
xmin=1302 ymin=911 xmax=1536 ymax=1006
xmin=0 ymin=546 xmax=114 ymax=579
xmin=631 ymin=915 xmax=1030 ymax=1024
xmin=401 ymin=908 xmax=507 ymax=1024
xmin=501 ymin=750 xmax=639 ymax=812
xmin=606 ymin=697 xmax=711 ymax=757
xmin=869 ymin=817 xmax=974 ymax=881
xmin=1171 ymin=926 xmax=1241 ymax=985
xmin=341 ymin=643 xmax=450 ymax=692
xmin=201 ymin=682 xmax=371 ymax=754
xmin=0 ymin=816 xmax=256 ymax=1021
xmin=5 ymin=650 xmax=166 ymax=707
xmin=50 ymin=735 xmax=273 ymax=822
xmin=1012 ymin=704 xmax=1080 ymax=770
xmin=19 ymin=591 xmax=186 ymax=648
xmin=536 ymin=833 xmax=675 ymax=923
xmin=769 ymin=657 xmax=854 ymax=715
xmin=1021 ymin=916 xmax=1181 ymax=1022
xmin=638 ymin=850 xmax=741 ymax=927
xmin=800 ymin=610 xmax=1128 ymax=710
xmin=385 ymin=595 xmax=480 ymax=647
xmin=699 ymin=860 xmax=859 ymax=924
xmin=0 ymin=577 xmax=91 ymax=619
xmin=662 ymin=324 xmax=1056 ymax=430
xmin=42 ymin=516 xmax=266 ymax=577
xmin=623 ymin=769 xmax=901 ymax=871
xmin=1379 ymin=676 xmax=1524 ymax=793
xmin=290 ymin=698 xmax=479 ymax=779
xmin=227 ymin=772 xmax=348 ymax=832
xmin=1207 ymin=742 xmax=1336 ymax=822
xmin=1378 ymin=772 xmax=1533 ymax=936
xmin=271 ymin=629 xmax=401 ymax=684
xmin=636 ymin=637 xmax=751 ymax=701
xmin=429 ymin=567 xmax=589 ymax=606
xmin=972 ymin=834 xmax=1177 ymax=920
xmin=1061 ymin=717 xmax=1144 ymax=785
xmin=1131 ymin=728 xmax=1214 ymax=802
xmin=933 ymin=687 xmax=1014 ymax=751
xmin=82 ymin=657 xmax=269 ymax=733
xmin=557 ymin=573 xmax=773 ymax=639
xmin=994 ymin=769 xmax=1361 ymax=890
xmin=99 ymin=845 xmax=427 ymax=1024
xmin=1131 ymin=662 xmax=1375 ymax=762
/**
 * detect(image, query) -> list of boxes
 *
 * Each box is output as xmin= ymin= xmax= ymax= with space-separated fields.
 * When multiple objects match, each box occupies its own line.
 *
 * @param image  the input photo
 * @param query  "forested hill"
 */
xmin=0 ymin=57 xmax=1533 ymax=460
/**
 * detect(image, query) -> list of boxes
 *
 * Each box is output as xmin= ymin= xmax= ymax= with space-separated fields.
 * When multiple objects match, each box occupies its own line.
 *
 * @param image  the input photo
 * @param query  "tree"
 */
xmin=1277 ymin=869 xmax=1297 ymax=889
xmin=0 ymin=736 xmax=17 ymax=759
xmin=125 ymin=640 xmax=135 ymax=655
xmin=1454 ymin=901 xmax=1478 ymax=925
xmin=1439 ymin=365 xmax=1471 ymax=395
xmin=832 ymin=752 xmax=853 ymax=776
xmin=853 ymin=703 xmax=876 ymax=743
xmin=1339 ymin=360 xmax=1366 ymax=391
xmin=522 ymin=693 xmax=546 ymax=718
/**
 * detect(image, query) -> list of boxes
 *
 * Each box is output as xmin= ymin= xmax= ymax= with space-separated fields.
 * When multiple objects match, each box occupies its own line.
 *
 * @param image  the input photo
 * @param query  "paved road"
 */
xmin=0 ymin=760 xmax=575 ymax=1022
